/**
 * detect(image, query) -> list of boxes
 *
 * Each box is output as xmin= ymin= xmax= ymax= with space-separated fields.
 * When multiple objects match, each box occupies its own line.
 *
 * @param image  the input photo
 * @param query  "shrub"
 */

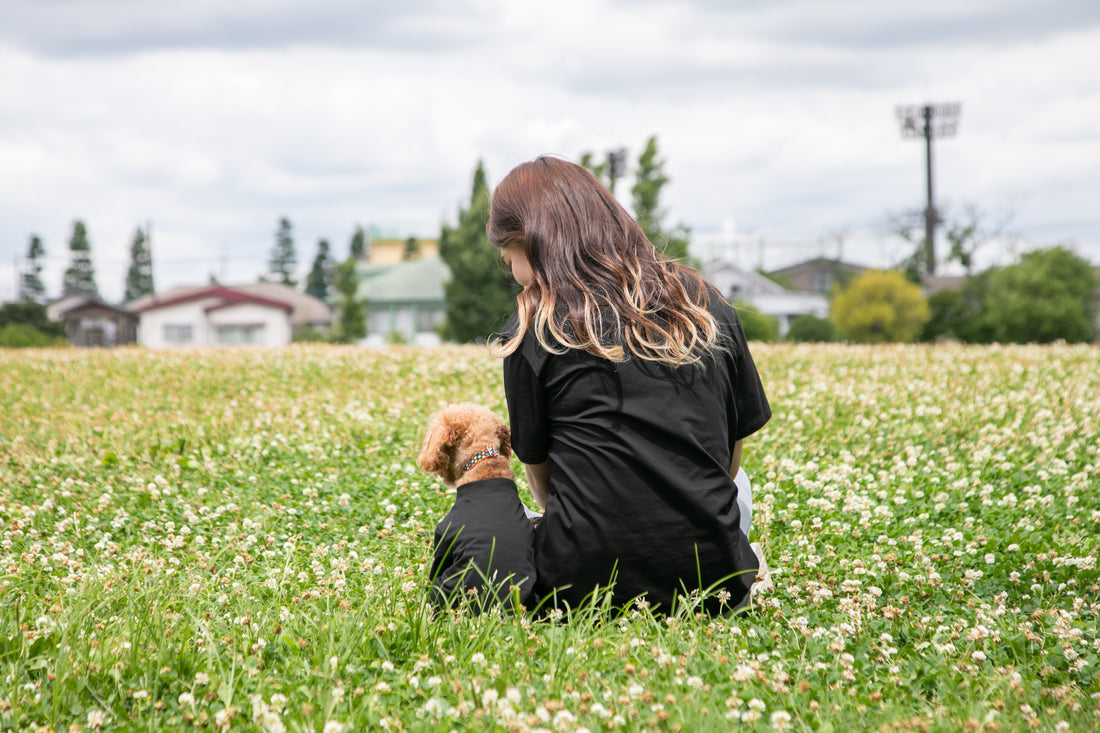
xmin=732 ymin=301 xmax=779 ymax=342
xmin=786 ymin=314 xmax=839 ymax=342
xmin=0 ymin=322 xmax=65 ymax=348
xmin=831 ymin=269 xmax=929 ymax=343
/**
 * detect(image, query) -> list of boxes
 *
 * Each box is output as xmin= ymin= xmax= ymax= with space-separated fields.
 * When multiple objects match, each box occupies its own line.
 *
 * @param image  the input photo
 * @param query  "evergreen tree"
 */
xmin=630 ymin=136 xmax=692 ymax=263
xmin=349 ymin=225 xmax=367 ymax=261
xmin=20 ymin=235 xmax=46 ymax=303
xmin=62 ymin=220 xmax=98 ymax=296
xmin=267 ymin=217 xmax=297 ymax=287
xmin=331 ymin=257 xmax=366 ymax=343
xmin=305 ymin=238 xmax=335 ymax=301
xmin=402 ymin=237 xmax=421 ymax=261
xmin=438 ymin=161 xmax=519 ymax=343
xmin=124 ymin=226 xmax=155 ymax=301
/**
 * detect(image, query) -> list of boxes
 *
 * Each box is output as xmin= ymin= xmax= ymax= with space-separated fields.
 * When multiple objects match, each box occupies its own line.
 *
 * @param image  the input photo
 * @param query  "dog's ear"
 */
xmin=496 ymin=420 xmax=512 ymax=459
xmin=417 ymin=415 xmax=458 ymax=476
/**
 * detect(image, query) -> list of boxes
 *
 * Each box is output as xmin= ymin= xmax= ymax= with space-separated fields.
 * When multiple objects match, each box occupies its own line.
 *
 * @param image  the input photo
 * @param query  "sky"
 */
xmin=2 ymin=0 xmax=1099 ymax=303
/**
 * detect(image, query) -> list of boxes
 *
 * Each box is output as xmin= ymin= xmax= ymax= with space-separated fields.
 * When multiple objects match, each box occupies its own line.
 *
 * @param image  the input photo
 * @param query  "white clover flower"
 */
xmin=471 ymin=652 xmax=486 ymax=666
xmin=178 ymin=692 xmax=195 ymax=706
xmin=87 ymin=709 xmax=108 ymax=729
xmin=323 ymin=721 xmax=345 ymax=733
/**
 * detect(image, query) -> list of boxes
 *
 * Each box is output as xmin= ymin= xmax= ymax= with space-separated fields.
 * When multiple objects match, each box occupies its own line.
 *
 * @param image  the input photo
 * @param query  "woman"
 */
xmin=490 ymin=156 xmax=771 ymax=613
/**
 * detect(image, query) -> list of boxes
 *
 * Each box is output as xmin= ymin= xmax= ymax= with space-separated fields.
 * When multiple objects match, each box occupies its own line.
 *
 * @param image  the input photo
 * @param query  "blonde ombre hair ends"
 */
xmin=488 ymin=156 xmax=721 ymax=367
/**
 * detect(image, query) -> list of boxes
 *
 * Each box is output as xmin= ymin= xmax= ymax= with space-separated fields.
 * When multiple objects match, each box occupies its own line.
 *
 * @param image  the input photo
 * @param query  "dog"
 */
xmin=416 ymin=402 xmax=537 ymax=610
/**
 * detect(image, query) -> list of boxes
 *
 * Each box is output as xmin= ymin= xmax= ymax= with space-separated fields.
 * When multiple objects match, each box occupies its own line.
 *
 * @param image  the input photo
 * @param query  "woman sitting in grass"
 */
xmin=489 ymin=156 xmax=771 ymax=614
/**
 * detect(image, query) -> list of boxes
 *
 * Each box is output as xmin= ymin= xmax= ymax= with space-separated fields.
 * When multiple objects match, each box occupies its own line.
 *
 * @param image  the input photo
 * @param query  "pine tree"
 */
xmin=268 ymin=217 xmax=297 ymax=287
xmin=331 ymin=257 xmax=366 ymax=343
xmin=305 ymin=238 xmax=335 ymax=301
xmin=62 ymin=220 xmax=98 ymax=296
xmin=349 ymin=225 xmax=367 ymax=261
xmin=20 ymin=235 xmax=47 ymax=303
xmin=124 ymin=226 xmax=155 ymax=301
xmin=630 ymin=136 xmax=692 ymax=263
xmin=402 ymin=237 xmax=421 ymax=261
xmin=438 ymin=162 xmax=519 ymax=342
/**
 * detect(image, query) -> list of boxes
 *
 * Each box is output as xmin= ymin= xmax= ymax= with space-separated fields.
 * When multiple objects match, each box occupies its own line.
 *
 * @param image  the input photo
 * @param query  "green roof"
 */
xmin=354 ymin=256 xmax=450 ymax=304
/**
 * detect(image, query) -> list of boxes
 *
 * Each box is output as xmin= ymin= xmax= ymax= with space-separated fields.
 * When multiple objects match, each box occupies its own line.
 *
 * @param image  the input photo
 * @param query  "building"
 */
xmin=353 ymin=256 xmax=449 ymax=346
xmin=128 ymin=283 xmax=332 ymax=348
xmin=702 ymin=260 xmax=828 ymax=337
xmin=46 ymin=293 xmax=137 ymax=347
xmin=765 ymin=257 xmax=868 ymax=295
xmin=361 ymin=238 xmax=440 ymax=266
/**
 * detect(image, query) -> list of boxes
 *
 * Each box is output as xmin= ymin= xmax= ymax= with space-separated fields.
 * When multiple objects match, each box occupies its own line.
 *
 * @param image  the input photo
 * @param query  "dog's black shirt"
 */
xmin=430 ymin=477 xmax=537 ymax=610
xmin=503 ymin=286 xmax=771 ymax=613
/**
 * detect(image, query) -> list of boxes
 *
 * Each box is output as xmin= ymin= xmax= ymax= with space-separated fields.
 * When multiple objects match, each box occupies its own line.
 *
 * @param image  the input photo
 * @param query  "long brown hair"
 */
xmin=488 ymin=156 xmax=720 ymax=366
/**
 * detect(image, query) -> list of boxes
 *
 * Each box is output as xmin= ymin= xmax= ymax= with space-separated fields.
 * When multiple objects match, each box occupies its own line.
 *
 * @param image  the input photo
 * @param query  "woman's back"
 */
xmin=504 ymin=288 xmax=770 ymax=611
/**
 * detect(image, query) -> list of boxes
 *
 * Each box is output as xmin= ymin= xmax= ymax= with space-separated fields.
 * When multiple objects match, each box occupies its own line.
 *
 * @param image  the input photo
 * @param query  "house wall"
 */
xmin=138 ymin=299 xmax=291 ymax=348
xmin=364 ymin=302 xmax=445 ymax=346
xmin=207 ymin=303 xmax=291 ymax=346
xmin=750 ymin=292 xmax=830 ymax=337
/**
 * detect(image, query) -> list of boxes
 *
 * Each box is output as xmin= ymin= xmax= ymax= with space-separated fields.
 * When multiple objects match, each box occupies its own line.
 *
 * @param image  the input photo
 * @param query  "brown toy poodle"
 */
xmin=417 ymin=402 xmax=537 ymax=610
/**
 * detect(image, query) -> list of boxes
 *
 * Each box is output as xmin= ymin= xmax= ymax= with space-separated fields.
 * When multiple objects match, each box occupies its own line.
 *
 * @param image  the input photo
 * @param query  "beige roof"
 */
xmin=128 ymin=282 xmax=332 ymax=327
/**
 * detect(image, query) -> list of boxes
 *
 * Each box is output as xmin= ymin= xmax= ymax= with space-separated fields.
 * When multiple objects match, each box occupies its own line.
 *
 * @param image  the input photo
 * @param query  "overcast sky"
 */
xmin=2 ymin=0 xmax=1099 ymax=303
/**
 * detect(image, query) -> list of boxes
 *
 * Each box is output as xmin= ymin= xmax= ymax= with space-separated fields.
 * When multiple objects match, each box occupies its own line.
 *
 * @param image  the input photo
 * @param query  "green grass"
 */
xmin=1 ymin=343 xmax=1097 ymax=732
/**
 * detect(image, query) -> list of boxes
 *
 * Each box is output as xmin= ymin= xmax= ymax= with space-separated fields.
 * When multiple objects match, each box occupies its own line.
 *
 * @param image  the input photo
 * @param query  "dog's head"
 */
xmin=417 ymin=402 xmax=512 ymax=487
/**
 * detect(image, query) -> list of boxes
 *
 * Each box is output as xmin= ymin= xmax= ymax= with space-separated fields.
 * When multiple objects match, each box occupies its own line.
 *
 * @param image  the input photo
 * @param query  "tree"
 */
xmin=330 ymin=257 xmax=366 ymax=343
xmin=981 ymin=246 xmax=1098 ymax=343
xmin=305 ymin=238 xmax=335 ymax=301
xmin=267 ymin=217 xmax=297 ymax=287
xmin=831 ymin=269 xmax=930 ymax=343
xmin=62 ymin=220 xmax=98 ymax=296
xmin=0 ymin=301 xmax=65 ymax=347
xmin=439 ymin=161 xmax=519 ymax=343
xmin=349 ymin=225 xmax=368 ymax=261
xmin=19 ymin=235 xmax=46 ymax=303
xmin=124 ymin=226 xmax=155 ymax=301
xmin=402 ymin=237 xmax=421 ymax=261
xmin=630 ymin=136 xmax=692 ymax=263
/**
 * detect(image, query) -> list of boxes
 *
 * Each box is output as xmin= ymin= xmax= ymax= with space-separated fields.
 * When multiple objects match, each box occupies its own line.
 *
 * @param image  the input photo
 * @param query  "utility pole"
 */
xmin=606 ymin=148 xmax=627 ymax=195
xmin=896 ymin=102 xmax=960 ymax=276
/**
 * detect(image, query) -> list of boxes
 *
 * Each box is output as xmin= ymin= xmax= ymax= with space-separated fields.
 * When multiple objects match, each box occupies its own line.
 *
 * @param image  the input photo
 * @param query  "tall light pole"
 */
xmin=896 ymin=102 xmax=960 ymax=276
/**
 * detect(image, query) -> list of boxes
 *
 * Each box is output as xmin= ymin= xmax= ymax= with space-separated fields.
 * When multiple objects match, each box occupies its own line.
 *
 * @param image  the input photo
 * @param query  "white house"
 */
xmin=702 ymin=260 xmax=829 ymax=337
xmin=130 ymin=286 xmax=295 ymax=348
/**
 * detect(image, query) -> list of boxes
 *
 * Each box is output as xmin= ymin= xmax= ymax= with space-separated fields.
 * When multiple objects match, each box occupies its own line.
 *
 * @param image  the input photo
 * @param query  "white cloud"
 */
xmin=2 ymin=0 xmax=1099 ymax=302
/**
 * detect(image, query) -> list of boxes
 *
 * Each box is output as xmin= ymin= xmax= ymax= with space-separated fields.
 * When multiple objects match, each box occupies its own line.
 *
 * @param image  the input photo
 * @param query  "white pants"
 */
xmin=734 ymin=467 xmax=753 ymax=540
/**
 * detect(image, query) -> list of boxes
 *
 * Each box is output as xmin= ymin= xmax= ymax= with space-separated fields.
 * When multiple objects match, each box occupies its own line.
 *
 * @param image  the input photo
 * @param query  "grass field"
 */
xmin=2 ymin=343 xmax=1098 ymax=732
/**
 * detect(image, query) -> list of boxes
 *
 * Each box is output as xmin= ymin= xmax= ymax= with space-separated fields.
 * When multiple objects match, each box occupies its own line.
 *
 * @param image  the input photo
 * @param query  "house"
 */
xmin=362 ymin=238 xmax=440 ymax=266
xmin=702 ymin=260 xmax=828 ymax=337
xmin=765 ymin=257 xmax=868 ymax=295
xmin=353 ymin=256 xmax=449 ymax=346
xmin=46 ymin=293 xmax=137 ymax=347
xmin=128 ymin=283 xmax=333 ymax=348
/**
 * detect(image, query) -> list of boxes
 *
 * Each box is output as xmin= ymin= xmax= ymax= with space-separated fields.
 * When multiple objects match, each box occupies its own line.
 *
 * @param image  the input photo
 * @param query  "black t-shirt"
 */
xmin=503 ymin=287 xmax=771 ymax=612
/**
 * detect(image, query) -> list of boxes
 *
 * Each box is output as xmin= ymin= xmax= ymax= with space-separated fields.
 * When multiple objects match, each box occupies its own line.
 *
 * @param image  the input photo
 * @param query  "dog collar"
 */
xmin=463 ymin=447 xmax=501 ymax=474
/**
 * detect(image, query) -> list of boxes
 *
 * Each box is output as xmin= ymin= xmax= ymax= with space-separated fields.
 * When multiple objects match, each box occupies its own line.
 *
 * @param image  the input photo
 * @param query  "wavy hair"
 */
xmin=488 ymin=156 xmax=721 ymax=366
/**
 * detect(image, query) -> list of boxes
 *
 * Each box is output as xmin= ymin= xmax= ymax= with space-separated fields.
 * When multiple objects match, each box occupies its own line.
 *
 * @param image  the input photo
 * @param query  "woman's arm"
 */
xmin=524 ymin=460 xmax=552 ymax=510
xmin=728 ymin=439 xmax=744 ymax=479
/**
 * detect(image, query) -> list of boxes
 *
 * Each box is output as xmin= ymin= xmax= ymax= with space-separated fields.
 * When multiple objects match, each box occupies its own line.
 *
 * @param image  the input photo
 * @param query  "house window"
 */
xmin=811 ymin=272 xmax=833 ymax=293
xmin=417 ymin=307 xmax=444 ymax=333
xmin=164 ymin=324 xmax=193 ymax=344
xmin=215 ymin=324 xmax=265 ymax=345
